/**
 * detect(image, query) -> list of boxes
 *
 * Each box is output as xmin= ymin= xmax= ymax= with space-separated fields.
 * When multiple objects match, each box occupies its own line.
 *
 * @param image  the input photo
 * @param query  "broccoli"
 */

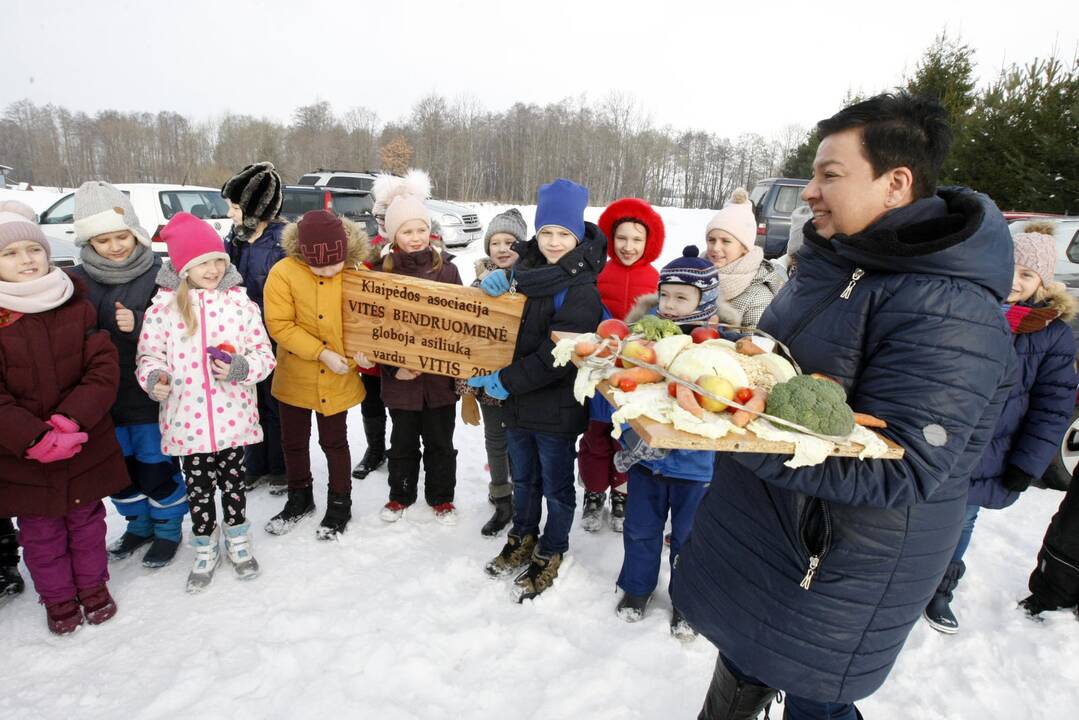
xmin=630 ymin=315 xmax=682 ymax=341
xmin=765 ymin=375 xmax=855 ymax=437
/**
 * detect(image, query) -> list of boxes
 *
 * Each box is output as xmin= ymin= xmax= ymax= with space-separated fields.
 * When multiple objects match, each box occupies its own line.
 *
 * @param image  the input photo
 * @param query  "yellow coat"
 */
xmin=263 ymin=218 xmax=370 ymax=415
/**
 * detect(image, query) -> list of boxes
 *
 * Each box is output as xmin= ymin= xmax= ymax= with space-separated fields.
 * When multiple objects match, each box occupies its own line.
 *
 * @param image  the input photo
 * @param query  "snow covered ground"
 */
xmin=2 ymin=202 xmax=1078 ymax=719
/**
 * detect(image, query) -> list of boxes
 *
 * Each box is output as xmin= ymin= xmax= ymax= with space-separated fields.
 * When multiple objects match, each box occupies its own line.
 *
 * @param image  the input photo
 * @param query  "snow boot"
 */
xmin=670 ymin=607 xmax=697 ymax=641
xmin=265 ymin=474 xmax=288 ymax=496
xmin=224 ymin=523 xmax=260 ymax=580
xmin=316 ymin=491 xmax=352 ymax=540
xmin=244 ymin=473 xmax=264 ymax=492
xmin=485 ymin=533 xmax=537 ymax=577
xmin=923 ymin=560 xmax=965 ymax=634
xmin=699 ymin=656 xmax=778 ymax=720
xmin=616 ymin=591 xmax=651 ymax=622
xmin=265 ymin=486 xmax=316 ymax=535
xmin=107 ymin=531 xmax=153 ymax=561
xmin=432 ymin=502 xmax=458 ymax=526
xmin=1018 ymin=594 xmax=1051 ymax=621
xmin=352 ymin=416 xmax=386 ymax=479
xmin=186 ymin=528 xmax=221 ymax=593
xmin=513 ymin=548 xmax=563 ymax=602
xmin=481 ymin=496 xmax=513 ymax=537
xmin=609 ymin=490 xmax=627 ymax=533
xmin=379 ymin=500 xmax=410 ymax=522
xmin=78 ymin=584 xmax=118 ymax=626
xmin=142 ymin=515 xmax=182 ymax=569
xmin=45 ymin=598 xmax=84 ymax=635
xmin=581 ymin=491 xmax=606 ymax=533
xmin=0 ymin=520 xmax=24 ymax=600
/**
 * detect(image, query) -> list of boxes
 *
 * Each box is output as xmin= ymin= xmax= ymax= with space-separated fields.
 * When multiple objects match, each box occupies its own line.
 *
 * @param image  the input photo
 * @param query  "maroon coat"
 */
xmin=379 ymin=247 xmax=462 ymax=412
xmin=0 ymin=293 xmax=128 ymax=517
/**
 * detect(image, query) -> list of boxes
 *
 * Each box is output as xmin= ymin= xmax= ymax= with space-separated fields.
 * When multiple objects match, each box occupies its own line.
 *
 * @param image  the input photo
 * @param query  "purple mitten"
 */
xmin=206 ymin=346 xmax=232 ymax=363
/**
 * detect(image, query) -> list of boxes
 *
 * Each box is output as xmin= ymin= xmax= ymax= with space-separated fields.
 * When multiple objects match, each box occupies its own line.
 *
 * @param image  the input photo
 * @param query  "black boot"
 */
xmin=923 ymin=560 xmax=965 ymax=634
xmin=609 ymin=490 xmax=627 ymax=533
xmin=616 ymin=591 xmax=651 ymax=622
xmin=481 ymin=496 xmax=513 ymax=537
xmin=698 ymin=655 xmax=778 ymax=720
xmin=264 ymin=486 xmax=316 ymax=536
xmin=316 ymin=492 xmax=353 ymax=540
xmin=0 ymin=519 xmax=24 ymax=600
xmin=352 ymin=416 xmax=386 ymax=479
xmin=581 ymin=491 xmax=606 ymax=532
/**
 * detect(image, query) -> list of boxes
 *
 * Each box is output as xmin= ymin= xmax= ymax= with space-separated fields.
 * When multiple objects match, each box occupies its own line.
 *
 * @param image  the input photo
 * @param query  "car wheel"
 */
xmin=1037 ymin=404 xmax=1079 ymax=491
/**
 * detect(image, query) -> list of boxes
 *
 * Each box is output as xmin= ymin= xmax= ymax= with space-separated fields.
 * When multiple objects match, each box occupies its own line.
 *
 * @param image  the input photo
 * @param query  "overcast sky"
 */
xmin=3 ymin=0 xmax=1077 ymax=141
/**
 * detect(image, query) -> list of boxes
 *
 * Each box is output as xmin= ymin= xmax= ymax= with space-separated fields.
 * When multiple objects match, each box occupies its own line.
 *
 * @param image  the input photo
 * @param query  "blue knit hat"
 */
xmin=534 ymin=178 xmax=588 ymax=242
xmin=658 ymin=245 xmax=720 ymax=323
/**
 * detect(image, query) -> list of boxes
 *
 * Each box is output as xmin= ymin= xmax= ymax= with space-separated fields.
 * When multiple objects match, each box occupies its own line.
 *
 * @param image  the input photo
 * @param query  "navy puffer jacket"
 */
xmin=967 ymin=286 xmax=1078 ymax=509
xmin=226 ymin=220 xmax=286 ymax=311
xmin=673 ymin=188 xmax=1016 ymax=703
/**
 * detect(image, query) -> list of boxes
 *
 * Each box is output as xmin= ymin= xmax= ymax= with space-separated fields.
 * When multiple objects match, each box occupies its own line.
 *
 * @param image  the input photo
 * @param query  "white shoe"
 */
xmin=432 ymin=503 xmax=458 ymax=526
xmin=380 ymin=501 xmax=409 ymax=522
xmin=186 ymin=528 xmax=221 ymax=593
xmin=224 ymin=523 xmax=260 ymax=580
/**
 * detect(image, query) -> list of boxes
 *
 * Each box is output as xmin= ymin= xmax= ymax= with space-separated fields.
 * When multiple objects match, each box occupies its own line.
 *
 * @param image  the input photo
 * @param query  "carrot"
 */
xmin=675 ymin=383 xmax=706 ymax=419
xmin=610 ymin=366 xmax=664 ymax=386
xmin=853 ymin=412 xmax=887 ymax=429
xmin=574 ymin=339 xmax=598 ymax=356
xmin=731 ymin=388 xmax=768 ymax=428
xmin=735 ymin=337 xmax=764 ymax=356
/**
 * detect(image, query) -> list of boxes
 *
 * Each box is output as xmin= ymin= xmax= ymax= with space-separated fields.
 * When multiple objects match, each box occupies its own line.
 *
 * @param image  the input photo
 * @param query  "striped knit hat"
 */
xmin=659 ymin=245 xmax=720 ymax=322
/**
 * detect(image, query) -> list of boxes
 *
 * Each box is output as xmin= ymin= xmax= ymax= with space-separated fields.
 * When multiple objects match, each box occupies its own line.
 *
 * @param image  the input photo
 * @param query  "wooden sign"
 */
xmin=342 ymin=270 xmax=526 ymax=380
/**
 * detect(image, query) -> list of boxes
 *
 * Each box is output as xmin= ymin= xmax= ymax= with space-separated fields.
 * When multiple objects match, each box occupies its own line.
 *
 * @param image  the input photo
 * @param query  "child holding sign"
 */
xmin=473 ymin=179 xmax=606 ymax=601
xmin=136 ymin=213 xmax=275 ymax=592
xmin=378 ymin=176 xmax=463 ymax=525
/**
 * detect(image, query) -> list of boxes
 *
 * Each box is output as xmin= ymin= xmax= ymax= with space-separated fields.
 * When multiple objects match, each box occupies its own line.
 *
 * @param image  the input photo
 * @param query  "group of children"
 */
xmin=2 ymin=166 xmax=1079 ymax=639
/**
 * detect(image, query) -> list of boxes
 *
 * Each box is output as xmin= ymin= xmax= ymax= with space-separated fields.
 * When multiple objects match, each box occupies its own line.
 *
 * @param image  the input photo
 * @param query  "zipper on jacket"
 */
xmin=798 ymin=497 xmax=833 ymax=591
xmin=839 ymin=268 xmax=865 ymax=300
xmin=198 ymin=297 xmax=218 ymax=453
xmin=784 ymin=275 xmax=854 ymax=344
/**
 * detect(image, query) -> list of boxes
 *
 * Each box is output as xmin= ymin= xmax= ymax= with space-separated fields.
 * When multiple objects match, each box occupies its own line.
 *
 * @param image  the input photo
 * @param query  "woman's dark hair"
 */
xmin=817 ymin=92 xmax=953 ymax=200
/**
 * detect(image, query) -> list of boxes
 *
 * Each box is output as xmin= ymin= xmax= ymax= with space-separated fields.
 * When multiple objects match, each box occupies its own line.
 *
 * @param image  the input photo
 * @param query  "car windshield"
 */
xmin=327 ymin=176 xmax=373 ymax=191
xmin=159 ymin=190 xmax=229 ymax=220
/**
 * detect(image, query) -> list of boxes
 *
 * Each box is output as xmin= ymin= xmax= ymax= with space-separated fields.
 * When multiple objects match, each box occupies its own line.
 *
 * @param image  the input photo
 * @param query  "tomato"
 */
xmin=618 ymin=377 xmax=638 ymax=393
xmin=735 ymin=387 xmax=754 ymax=405
xmin=690 ymin=326 xmax=720 ymax=343
xmin=667 ymin=381 xmax=678 ymax=398
xmin=218 ymin=342 xmax=237 ymax=354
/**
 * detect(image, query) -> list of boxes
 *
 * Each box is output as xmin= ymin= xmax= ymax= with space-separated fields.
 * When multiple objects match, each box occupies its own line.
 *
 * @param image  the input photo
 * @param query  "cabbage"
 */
xmin=667 ymin=346 xmax=749 ymax=387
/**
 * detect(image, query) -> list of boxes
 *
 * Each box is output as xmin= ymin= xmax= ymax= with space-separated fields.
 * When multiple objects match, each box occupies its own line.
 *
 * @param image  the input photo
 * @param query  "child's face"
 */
xmin=658 ymin=283 xmax=701 ymax=320
xmin=706 ymin=229 xmax=747 ymax=268
xmin=395 ymin=219 xmax=431 ymax=253
xmin=613 ymin=221 xmax=647 ymax=266
xmin=488 ymin=233 xmax=519 ymax=269
xmin=310 ymin=261 xmax=345 ymax=278
xmin=0 ymin=240 xmax=49 ymax=283
xmin=537 ymin=226 xmax=577 ymax=264
xmin=187 ymin=258 xmax=227 ymax=290
xmin=89 ymin=229 xmax=137 ymax=263
xmin=226 ymin=200 xmax=245 ymax=227
xmin=1008 ymin=264 xmax=1042 ymax=304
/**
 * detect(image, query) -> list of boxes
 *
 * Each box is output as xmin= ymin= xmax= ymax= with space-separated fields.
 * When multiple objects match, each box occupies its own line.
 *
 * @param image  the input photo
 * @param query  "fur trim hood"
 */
xmin=280 ymin=216 xmax=371 ymax=269
xmin=155 ymin=261 xmax=243 ymax=292
xmin=598 ymin=198 xmax=665 ymax=267
xmin=624 ymin=292 xmax=740 ymax=326
xmin=1042 ymin=281 xmax=1078 ymax=322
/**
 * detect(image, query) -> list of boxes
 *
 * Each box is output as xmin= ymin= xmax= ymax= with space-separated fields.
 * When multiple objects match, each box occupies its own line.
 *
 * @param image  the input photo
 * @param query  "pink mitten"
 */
xmin=47 ymin=414 xmax=80 ymax=434
xmin=25 ymin=429 xmax=89 ymax=463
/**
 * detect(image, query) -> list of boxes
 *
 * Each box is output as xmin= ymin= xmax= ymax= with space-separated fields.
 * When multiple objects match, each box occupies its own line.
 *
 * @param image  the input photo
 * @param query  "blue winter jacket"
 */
xmin=967 ymin=290 xmax=1078 ymax=509
xmin=226 ymin=221 xmax=286 ymax=311
xmin=673 ymin=188 xmax=1016 ymax=703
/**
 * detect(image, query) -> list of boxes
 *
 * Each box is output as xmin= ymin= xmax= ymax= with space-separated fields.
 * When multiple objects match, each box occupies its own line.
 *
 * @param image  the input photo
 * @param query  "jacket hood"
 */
xmin=625 ymin=292 xmax=740 ymax=326
xmin=804 ymin=186 xmax=1015 ymax=301
xmin=280 ymin=216 xmax=371 ymax=269
xmin=155 ymin=261 xmax=243 ymax=292
xmin=598 ymin=198 xmax=665 ymax=267
xmin=1041 ymin=282 xmax=1079 ymax=323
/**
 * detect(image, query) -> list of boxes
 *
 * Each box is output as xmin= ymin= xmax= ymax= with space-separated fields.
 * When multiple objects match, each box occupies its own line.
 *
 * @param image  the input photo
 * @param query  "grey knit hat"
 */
xmin=221 ymin=161 xmax=283 ymax=232
xmin=484 ymin=208 xmax=527 ymax=254
xmin=72 ymin=181 xmax=150 ymax=247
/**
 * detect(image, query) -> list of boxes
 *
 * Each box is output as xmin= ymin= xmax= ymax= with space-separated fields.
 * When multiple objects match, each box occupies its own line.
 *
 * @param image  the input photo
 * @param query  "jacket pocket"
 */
xmin=798 ymin=496 xmax=833 ymax=590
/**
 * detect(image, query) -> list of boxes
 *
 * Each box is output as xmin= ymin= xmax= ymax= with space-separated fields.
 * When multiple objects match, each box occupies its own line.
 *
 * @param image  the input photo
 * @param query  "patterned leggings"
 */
xmin=180 ymin=448 xmax=246 ymax=536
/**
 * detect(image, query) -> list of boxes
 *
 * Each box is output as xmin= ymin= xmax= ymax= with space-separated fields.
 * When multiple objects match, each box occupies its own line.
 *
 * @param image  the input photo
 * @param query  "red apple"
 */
xmin=621 ymin=340 xmax=657 ymax=367
xmin=596 ymin=318 xmax=630 ymax=340
xmin=691 ymin=326 xmax=720 ymax=344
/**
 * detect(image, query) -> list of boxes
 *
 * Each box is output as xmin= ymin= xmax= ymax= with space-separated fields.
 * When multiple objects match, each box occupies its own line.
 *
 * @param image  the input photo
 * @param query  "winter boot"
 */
xmin=186 ymin=528 xmax=221 ymax=593
xmin=107 ymin=531 xmax=153 ymax=561
xmin=265 ymin=474 xmax=289 ymax=496
xmin=0 ymin=520 xmax=24 ymax=600
xmin=432 ymin=502 xmax=458 ymax=526
xmin=699 ymin=656 xmax=778 ymax=720
xmin=481 ymin=496 xmax=513 ymax=537
xmin=581 ymin=491 xmax=606 ymax=532
xmin=513 ymin=548 xmax=563 ymax=602
xmin=244 ymin=473 xmax=264 ymax=492
xmin=352 ymin=416 xmax=386 ymax=479
xmin=616 ymin=591 xmax=651 ymax=622
xmin=610 ymin=490 xmax=627 ymax=533
xmin=379 ymin=500 xmax=410 ymax=523
xmin=485 ymin=533 xmax=537 ymax=577
xmin=1018 ymin=594 xmax=1050 ymax=621
xmin=670 ymin=607 xmax=697 ymax=641
xmin=142 ymin=515 xmax=182 ymax=569
xmin=224 ymin=523 xmax=260 ymax=580
xmin=265 ymin=486 xmax=316 ymax=535
xmin=316 ymin=492 xmax=352 ymax=540
xmin=923 ymin=560 xmax=965 ymax=634
xmin=78 ymin=584 xmax=118 ymax=625
xmin=45 ymin=598 xmax=84 ymax=635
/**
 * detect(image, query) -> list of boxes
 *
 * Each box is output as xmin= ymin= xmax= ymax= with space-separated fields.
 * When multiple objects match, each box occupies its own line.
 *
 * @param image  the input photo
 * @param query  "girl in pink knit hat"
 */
xmin=136 ymin=212 xmax=276 ymax=593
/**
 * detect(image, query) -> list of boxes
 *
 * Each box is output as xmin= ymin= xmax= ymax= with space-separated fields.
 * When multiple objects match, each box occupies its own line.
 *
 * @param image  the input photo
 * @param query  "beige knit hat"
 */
xmin=705 ymin=187 xmax=757 ymax=252
xmin=0 ymin=200 xmax=50 ymax=260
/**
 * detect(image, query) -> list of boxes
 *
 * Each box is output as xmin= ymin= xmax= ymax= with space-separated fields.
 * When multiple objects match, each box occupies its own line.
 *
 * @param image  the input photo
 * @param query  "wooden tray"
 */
xmin=554 ymin=332 xmax=904 ymax=459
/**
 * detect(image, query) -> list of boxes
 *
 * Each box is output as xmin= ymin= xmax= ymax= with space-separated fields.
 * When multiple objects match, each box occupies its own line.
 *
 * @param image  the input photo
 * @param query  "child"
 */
xmin=472 ymin=178 xmax=606 ymax=601
xmin=613 ymin=246 xmax=726 ymax=638
xmin=579 ymin=198 xmax=666 ymax=533
xmin=136 ymin=212 xmax=275 ymax=592
xmin=1022 ymin=464 xmax=1079 ymax=619
xmin=0 ymin=200 xmax=128 ymax=634
xmin=704 ymin=188 xmax=785 ymax=327
xmin=262 ymin=210 xmax=373 ymax=539
xmin=70 ymin=181 xmax=188 ymax=568
xmin=924 ymin=221 xmax=1078 ymax=633
xmin=457 ymin=208 xmax=526 ymax=536
xmin=377 ymin=172 xmax=463 ymax=524
xmin=222 ymin=162 xmax=288 ymax=493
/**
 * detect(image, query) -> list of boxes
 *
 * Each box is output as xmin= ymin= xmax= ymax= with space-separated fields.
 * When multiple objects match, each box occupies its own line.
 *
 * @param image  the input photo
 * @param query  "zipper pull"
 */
xmin=840 ymin=268 xmax=864 ymax=300
xmin=800 ymin=555 xmax=820 ymax=590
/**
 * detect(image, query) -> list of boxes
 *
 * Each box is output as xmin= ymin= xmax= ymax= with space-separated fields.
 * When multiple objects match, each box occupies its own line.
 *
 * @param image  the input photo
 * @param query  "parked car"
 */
xmin=280 ymin=185 xmax=379 ymax=239
xmin=37 ymin=183 xmax=233 ymax=255
xmin=300 ymin=169 xmax=483 ymax=247
xmin=46 ymin=234 xmax=79 ymax=268
xmin=748 ymin=178 xmax=809 ymax=259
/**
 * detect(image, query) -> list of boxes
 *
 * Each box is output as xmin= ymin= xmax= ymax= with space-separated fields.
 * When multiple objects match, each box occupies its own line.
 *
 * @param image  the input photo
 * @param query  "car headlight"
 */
xmin=441 ymin=213 xmax=461 ymax=226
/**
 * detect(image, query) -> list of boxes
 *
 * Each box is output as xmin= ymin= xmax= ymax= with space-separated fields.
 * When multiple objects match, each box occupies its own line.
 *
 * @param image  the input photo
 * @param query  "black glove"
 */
xmin=614 ymin=427 xmax=669 ymax=473
xmin=1002 ymin=464 xmax=1034 ymax=493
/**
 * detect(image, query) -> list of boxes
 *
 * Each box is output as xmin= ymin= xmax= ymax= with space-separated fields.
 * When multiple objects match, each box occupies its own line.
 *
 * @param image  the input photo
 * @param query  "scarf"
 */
xmin=1002 ymin=303 xmax=1062 ymax=334
xmin=78 ymin=242 xmax=156 ymax=285
xmin=0 ymin=267 xmax=75 ymax=314
xmin=716 ymin=245 xmax=764 ymax=301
